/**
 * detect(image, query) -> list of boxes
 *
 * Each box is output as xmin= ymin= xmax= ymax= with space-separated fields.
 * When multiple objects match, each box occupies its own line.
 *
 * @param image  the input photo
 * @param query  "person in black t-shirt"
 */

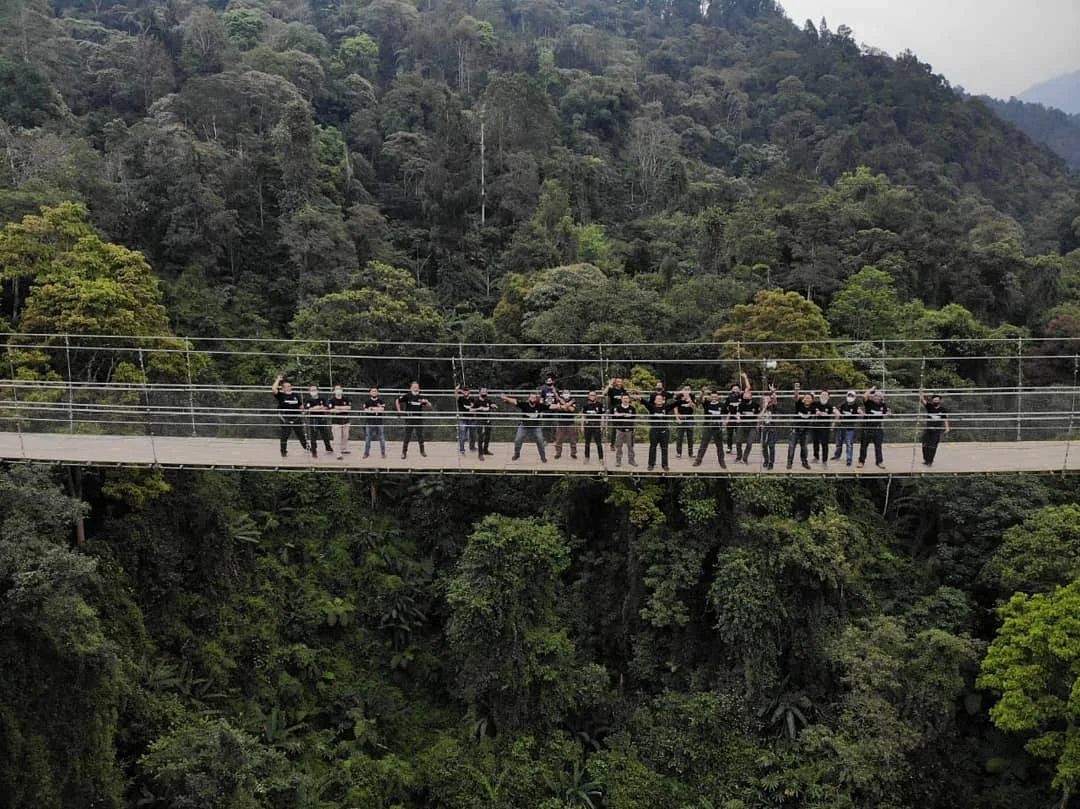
xmin=786 ymin=384 xmax=814 ymax=470
xmin=919 ymin=388 xmax=951 ymax=466
xmin=611 ymin=394 xmax=638 ymax=467
xmin=831 ymin=391 xmax=860 ymax=466
xmin=396 ymin=382 xmax=432 ymax=459
xmin=327 ymin=385 xmax=352 ymax=459
xmin=642 ymin=393 xmax=676 ymax=471
xmin=672 ymin=385 xmax=696 ymax=458
xmin=470 ymin=388 xmax=497 ymax=459
xmin=362 ymin=387 xmax=387 ymax=458
xmin=580 ymin=390 xmax=605 ymax=462
xmin=724 ymin=383 xmax=742 ymax=453
xmin=758 ymin=389 xmax=780 ymax=470
xmin=455 ymin=385 xmax=477 ymax=454
xmin=272 ymin=376 xmax=308 ymax=457
xmin=552 ymin=389 xmax=578 ymax=459
xmin=303 ymin=385 xmax=335 ymax=458
xmin=811 ymin=390 xmax=836 ymax=465
xmin=500 ymin=392 xmax=548 ymax=461
xmin=857 ymin=387 xmax=890 ymax=469
xmin=604 ymin=377 xmax=628 ymax=448
xmin=540 ymin=375 xmax=558 ymax=442
xmin=693 ymin=388 xmax=728 ymax=468
xmin=734 ymin=387 xmax=761 ymax=464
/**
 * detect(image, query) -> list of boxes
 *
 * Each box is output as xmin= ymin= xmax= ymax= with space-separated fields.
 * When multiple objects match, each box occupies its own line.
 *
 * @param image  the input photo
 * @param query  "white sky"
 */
xmin=778 ymin=0 xmax=1080 ymax=98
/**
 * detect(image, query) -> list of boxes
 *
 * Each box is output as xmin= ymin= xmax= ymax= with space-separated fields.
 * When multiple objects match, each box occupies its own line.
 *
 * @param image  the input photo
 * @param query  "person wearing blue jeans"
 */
xmin=455 ymin=385 xmax=477 ymax=454
xmin=362 ymin=387 xmax=387 ymax=458
xmin=500 ymin=392 xmax=549 ymax=462
xmin=786 ymin=384 xmax=814 ymax=470
xmin=831 ymin=391 xmax=860 ymax=466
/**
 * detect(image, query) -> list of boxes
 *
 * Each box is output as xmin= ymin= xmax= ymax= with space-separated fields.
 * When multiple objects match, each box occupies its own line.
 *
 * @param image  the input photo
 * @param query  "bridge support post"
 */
xmin=1016 ymin=336 xmax=1023 ymax=442
xmin=64 ymin=333 xmax=74 ymax=433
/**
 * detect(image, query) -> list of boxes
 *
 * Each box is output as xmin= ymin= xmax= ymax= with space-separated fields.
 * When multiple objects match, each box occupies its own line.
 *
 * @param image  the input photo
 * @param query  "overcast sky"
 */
xmin=777 ymin=0 xmax=1080 ymax=98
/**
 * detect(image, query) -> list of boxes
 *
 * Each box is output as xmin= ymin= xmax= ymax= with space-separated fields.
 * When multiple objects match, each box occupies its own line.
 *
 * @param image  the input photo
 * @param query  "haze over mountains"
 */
xmin=1020 ymin=69 xmax=1080 ymax=115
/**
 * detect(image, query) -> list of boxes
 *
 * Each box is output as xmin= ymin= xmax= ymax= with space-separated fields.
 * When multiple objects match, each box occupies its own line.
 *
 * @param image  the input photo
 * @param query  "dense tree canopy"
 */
xmin=2 ymin=0 xmax=1080 ymax=808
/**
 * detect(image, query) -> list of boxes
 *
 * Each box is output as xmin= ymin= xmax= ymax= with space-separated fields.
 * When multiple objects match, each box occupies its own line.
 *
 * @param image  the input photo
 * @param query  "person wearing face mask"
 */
xmin=811 ymin=389 xmax=836 ymax=466
xmin=831 ymin=391 xmax=860 ymax=466
xmin=786 ymin=382 xmax=813 ymax=470
xmin=693 ymin=387 xmax=728 ymax=468
xmin=272 ymin=375 xmax=308 ymax=457
xmin=303 ymin=384 xmax=334 ymax=459
xmin=758 ymin=388 xmax=780 ymax=470
xmin=327 ymin=385 xmax=352 ymax=459
xmin=396 ymin=382 xmax=432 ymax=459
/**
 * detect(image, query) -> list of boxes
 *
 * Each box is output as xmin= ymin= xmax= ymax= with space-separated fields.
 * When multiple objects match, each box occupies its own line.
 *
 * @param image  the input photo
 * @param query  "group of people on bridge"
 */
xmin=271 ymin=373 xmax=951 ymax=471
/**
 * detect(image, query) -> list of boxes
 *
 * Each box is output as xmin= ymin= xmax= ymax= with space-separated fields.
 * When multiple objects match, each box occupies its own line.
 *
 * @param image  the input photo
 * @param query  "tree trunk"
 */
xmin=66 ymin=466 xmax=87 ymax=546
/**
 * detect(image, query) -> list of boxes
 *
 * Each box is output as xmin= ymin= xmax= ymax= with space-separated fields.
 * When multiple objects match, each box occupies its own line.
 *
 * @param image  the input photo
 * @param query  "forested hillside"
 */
xmin=4 ymin=0 xmax=1080 ymax=808
xmin=982 ymin=96 xmax=1080 ymax=169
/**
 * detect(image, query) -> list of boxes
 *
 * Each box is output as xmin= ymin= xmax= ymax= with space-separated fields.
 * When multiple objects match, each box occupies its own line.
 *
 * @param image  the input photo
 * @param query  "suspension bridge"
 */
xmin=1 ymin=333 xmax=1078 ymax=477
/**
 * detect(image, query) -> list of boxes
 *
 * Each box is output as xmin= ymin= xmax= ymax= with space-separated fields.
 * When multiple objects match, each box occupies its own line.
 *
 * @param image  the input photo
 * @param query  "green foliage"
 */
xmin=978 ymin=580 xmax=1080 ymax=799
xmin=982 ymin=505 xmax=1080 ymax=593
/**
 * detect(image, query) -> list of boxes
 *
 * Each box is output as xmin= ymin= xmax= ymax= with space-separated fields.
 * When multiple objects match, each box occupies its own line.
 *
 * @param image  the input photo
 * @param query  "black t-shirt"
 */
xmin=644 ymin=398 xmax=675 ymax=429
xmin=275 ymin=389 xmax=302 ymax=419
xmin=724 ymin=394 xmax=741 ymax=418
xmin=924 ymin=402 xmax=948 ymax=430
xmin=607 ymin=386 xmax=627 ymax=410
xmin=648 ymin=389 xmax=670 ymax=409
xmin=554 ymin=395 xmax=577 ymax=423
xmin=471 ymin=396 xmax=496 ymax=418
xmin=304 ymin=394 xmax=329 ymax=421
xmin=456 ymin=393 xmax=475 ymax=414
xmin=516 ymin=399 xmax=548 ymax=425
xmin=327 ymin=394 xmax=352 ymax=424
xmin=862 ymin=399 xmax=889 ymax=427
xmin=581 ymin=400 xmax=604 ymax=424
xmin=813 ymin=400 xmax=836 ymax=422
xmin=612 ymin=403 xmax=636 ymax=431
xmin=398 ymin=392 xmax=427 ymax=413
xmin=702 ymin=399 xmax=726 ymax=425
xmin=794 ymin=398 xmax=814 ymax=426
xmin=673 ymin=392 xmax=696 ymax=416
xmin=837 ymin=400 xmax=860 ymax=422
xmin=363 ymin=396 xmax=386 ymax=424
xmin=540 ymin=384 xmax=557 ymax=407
xmin=738 ymin=399 xmax=761 ymax=422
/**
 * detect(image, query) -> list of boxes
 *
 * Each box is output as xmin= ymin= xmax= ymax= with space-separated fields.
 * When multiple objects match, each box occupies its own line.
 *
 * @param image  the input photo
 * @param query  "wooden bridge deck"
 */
xmin=0 ymin=431 xmax=1076 ymax=476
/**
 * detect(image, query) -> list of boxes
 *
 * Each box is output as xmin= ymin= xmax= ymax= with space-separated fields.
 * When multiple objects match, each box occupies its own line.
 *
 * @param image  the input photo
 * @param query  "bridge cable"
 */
xmin=64 ymin=334 xmax=75 ymax=433
xmin=1065 ymin=355 xmax=1079 ymax=473
xmin=138 ymin=348 xmax=159 ymax=466
xmin=185 ymin=340 xmax=196 ymax=437
xmin=8 ymin=350 xmax=26 ymax=460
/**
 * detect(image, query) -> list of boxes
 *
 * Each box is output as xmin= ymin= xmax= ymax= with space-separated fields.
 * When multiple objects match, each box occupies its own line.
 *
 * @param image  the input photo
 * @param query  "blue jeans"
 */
xmin=364 ymin=424 xmax=386 ymax=455
xmin=458 ymin=419 xmax=477 ymax=452
xmin=513 ymin=425 xmax=546 ymax=460
xmin=833 ymin=428 xmax=856 ymax=463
